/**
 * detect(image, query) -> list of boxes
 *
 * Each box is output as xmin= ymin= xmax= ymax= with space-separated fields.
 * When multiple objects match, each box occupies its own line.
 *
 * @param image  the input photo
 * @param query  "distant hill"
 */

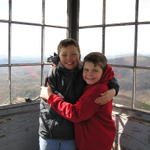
xmin=109 ymin=55 xmax=150 ymax=67
xmin=0 ymin=57 xmax=41 ymax=64
xmin=108 ymin=55 xmax=150 ymax=111
xmin=108 ymin=55 xmax=150 ymax=90
xmin=0 ymin=55 xmax=150 ymax=111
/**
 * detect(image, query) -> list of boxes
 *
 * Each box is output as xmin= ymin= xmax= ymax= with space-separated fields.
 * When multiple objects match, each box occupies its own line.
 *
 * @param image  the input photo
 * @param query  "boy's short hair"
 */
xmin=57 ymin=38 xmax=80 ymax=55
xmin=83 ymin=52 xmax=107 ymax=70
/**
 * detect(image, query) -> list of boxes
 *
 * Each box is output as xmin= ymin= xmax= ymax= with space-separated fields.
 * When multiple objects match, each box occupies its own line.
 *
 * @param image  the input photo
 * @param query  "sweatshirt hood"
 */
xmin=99 ymin=65 xmax=114 ymax=84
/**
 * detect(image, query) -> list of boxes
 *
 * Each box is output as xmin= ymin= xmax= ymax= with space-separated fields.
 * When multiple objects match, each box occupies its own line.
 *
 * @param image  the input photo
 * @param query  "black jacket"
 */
xmin=39 ymin=63 xmax=85 ymax=139
xmin=39 ymin=63 xmax=119 ymax=139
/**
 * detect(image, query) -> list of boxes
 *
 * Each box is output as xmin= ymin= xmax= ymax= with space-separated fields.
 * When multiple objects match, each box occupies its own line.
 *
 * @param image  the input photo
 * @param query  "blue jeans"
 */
xmin=39 ymin=137 xmax=77 ymax=150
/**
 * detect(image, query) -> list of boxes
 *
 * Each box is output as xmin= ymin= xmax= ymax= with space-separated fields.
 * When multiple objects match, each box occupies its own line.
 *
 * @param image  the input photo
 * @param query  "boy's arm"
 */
xmin=95 ymin=77 xmax=119 ymax=105
xmin=40 ymin=85 xmax=102 ymax=123
xmin=108 ymin=77 xmax=119 ymax=96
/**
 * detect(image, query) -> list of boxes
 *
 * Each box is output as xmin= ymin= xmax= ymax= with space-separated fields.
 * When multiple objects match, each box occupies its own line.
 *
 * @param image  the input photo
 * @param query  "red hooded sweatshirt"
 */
xmin=47 ymin=65 xmax=116 ymax=150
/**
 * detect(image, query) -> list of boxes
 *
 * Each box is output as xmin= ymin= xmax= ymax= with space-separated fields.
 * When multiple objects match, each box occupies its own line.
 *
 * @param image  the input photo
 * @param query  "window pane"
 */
xmin=113 ymin=67 xmax=133 ymax=107
xmin=0 ymin=0 xmax=8 ymax=20
xmin=137 ymin=25 xmax=150 ymax=67
xmin=11 ymin=66 xmax=41 ymax=103
xmin=106 ymin=0 xmax=135 ymax=23
xmin=79 ymin=28 xmax=102 ymax=60
xmin=79 ymin=0 xmax=103 ymax=26
xmin=12 ymin=0 xmax=42 ymax=23
xmin=0 ymin=67 xmax=9 ymax=105
xmin=45 ymin=0 xmax=67 ymax=26
xmin=44 ymin=27 xmax=67 ymax=62
xmin=105 ymin=26 xmax=134 ymax=66
xmin=11 ymin=24 xmax=41 ymax=63
xmin=135 ymin=69 xmax=150 ymax=111
xmin=0 ymin=23 xmax=8 ymax=64
xmin=139 ymin=0 xmax=150 ymax=21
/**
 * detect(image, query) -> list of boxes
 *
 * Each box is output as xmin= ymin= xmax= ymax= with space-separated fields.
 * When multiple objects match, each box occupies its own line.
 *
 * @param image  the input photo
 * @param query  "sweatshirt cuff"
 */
xmin=47 ymin=94 xmax=58 ymax=104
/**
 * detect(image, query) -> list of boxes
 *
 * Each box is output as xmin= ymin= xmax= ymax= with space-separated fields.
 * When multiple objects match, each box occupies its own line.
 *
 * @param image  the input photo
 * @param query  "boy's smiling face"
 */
xmin=83 ymin=61 xmax=103 ymax=85
xmin=59 ymin=45 xmax=80 ymax=70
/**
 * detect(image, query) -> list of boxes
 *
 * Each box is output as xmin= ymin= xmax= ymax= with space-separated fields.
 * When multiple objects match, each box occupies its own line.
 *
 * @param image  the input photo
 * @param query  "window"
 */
xmin=0 ymin=0 xmax=150 ymax=112
xmin=0 ymin=0 xmax=67 ymax=105
xmin=79 ymin=0 xmax=150 ymax=112
xmin=79 ymin=28 xmax=103 ymax=59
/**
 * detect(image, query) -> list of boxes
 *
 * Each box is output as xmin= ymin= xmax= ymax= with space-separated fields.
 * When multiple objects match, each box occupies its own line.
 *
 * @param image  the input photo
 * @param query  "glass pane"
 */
xmin=0 ymin=0 xmax=8 ymax=20
xmin=113 ymin=67 xmax=133 ymax=107
xmin=0 ymin=23 xmax=8 ymax=64
xmin=45 ymin=0 xmax=67 ymax=26
xmin=11 ymin=24 xmax=41 ymax=63
xmin=135 ymin=69 xmax=150 ymax=111
xmin=11 ymin=66 xmax=41 ymax=103
xmin=79 ymin=28 xmax=102 ymax=60
xmin=12 ymin=0 xmax=42 ymax=23
xmin=139 ymin=0 xmax=150 ymax=21
xmin=105 ymin=26 xmax=134 ymax=66
xmin=0 ymin=67 xmax=9 ymax=105
xmin=79 ymin=0 xmax=103 ymax=26
xmin=137 ymin=25 xmax=150 ymax=67
xmin=44 ymin=27 xmax=67 ymax=62
xmin=106 ymin=0 xmax=135 ymax=23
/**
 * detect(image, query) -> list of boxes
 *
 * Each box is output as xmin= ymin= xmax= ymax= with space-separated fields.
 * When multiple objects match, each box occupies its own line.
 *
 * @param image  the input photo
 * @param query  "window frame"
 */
xmin=0 ymin=0 xmax=150 ymax=112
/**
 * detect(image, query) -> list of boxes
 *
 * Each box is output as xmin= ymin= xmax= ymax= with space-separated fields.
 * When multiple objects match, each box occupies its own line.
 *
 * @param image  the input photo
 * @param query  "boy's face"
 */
xmin=59 ymin=45 xmax=80 ymax=70
xmin=83 ymin=61 xmax=103 ymax=85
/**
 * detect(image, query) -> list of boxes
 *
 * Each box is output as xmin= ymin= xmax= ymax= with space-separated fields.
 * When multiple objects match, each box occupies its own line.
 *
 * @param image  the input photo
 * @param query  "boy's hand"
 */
xmin=95 ymin=89 xmax=116 ymax=105
xmin=40 ymin=86 xmax=53 ymax=100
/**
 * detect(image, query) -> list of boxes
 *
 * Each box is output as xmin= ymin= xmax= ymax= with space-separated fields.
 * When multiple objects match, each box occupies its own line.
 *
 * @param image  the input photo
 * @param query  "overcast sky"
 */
xmin=0 ymin=0 xmax=150 ymax=60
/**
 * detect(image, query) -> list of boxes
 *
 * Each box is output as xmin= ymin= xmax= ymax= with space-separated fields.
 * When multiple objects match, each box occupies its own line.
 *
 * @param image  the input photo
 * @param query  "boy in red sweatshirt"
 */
xmin=40 ymin=52 xmax=116 ymax=150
